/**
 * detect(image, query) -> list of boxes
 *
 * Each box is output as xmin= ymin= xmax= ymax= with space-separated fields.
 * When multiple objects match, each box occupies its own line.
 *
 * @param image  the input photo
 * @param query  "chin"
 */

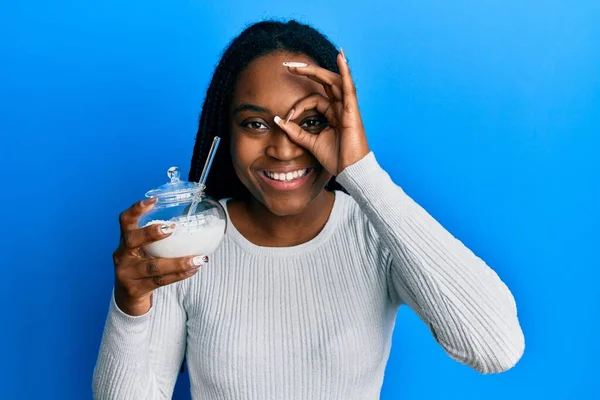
xmin=261 ymin=192 xmax=316 ymax=217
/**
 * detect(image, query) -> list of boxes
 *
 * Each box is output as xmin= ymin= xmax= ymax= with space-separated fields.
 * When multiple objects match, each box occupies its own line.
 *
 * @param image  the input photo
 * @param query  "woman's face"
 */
xmin=229 ymin=51 xmax=333 ymax=216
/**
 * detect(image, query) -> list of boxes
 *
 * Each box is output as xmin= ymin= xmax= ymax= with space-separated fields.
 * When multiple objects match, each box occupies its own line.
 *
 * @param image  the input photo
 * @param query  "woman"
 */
xmin=93 ymin=19 xmax=524 ymax=399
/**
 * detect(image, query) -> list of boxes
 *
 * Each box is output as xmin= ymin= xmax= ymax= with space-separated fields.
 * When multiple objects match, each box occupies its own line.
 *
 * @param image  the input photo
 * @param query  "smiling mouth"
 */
xmin=262 ymin=167 xmax=313 ymax=182
xmin=258 ymin=167 xmax=316 ymax=191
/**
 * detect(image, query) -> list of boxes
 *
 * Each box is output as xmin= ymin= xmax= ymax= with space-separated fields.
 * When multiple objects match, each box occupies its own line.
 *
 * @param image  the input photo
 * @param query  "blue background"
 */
xmin=1 ymin=1 xmax=598 ymax=399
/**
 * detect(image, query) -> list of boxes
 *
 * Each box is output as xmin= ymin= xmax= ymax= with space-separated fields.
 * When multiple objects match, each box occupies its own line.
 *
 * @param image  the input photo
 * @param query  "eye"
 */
xmin=300 ymin=116 xmax=328 ymax=132
xmin=242 ymin=120 xmax=269 ymax=132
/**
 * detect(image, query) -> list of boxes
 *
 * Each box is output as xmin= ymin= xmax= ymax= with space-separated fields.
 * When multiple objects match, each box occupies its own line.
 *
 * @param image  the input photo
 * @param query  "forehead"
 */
xmin=232 ymin=52 xmax=325 ymax=109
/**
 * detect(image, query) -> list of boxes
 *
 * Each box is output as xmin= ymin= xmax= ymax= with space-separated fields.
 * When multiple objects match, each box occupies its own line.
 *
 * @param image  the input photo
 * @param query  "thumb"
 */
xmin=274 ymin=116 xmax=317 ymax=152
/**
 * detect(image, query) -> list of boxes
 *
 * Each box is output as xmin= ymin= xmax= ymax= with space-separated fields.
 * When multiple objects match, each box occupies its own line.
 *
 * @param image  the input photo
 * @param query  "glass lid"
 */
xmin=145 ymin=167 xmax=203 ymax=203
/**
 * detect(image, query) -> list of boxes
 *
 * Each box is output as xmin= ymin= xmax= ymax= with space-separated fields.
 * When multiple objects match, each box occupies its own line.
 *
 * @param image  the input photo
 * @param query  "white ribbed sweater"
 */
xmin=93 ymin=152 xmax=524 ymax=399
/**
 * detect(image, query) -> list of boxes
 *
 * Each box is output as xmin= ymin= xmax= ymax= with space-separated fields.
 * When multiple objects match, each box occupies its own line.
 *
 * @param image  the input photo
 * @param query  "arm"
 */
xmin=92 ymin=283 xmax=187 ymax=399
xmin=336 ymin=151 xmax=525 ymax=374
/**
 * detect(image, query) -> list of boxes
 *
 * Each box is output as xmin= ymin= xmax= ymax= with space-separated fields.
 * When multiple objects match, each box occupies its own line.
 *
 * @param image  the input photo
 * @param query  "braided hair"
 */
xmin=188 ymin=19 xmax=348 ymax=200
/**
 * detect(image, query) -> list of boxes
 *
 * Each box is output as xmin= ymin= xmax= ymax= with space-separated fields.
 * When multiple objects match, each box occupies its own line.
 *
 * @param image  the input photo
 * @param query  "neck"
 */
xmin=231 ymin=190 xmax=335 ymax=247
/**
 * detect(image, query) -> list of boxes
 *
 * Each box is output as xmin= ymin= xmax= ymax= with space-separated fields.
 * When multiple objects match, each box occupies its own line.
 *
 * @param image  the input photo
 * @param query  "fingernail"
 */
xmin=284 ymin=109 xmax=295 ymax=123
xmin=186 ymin=267 xmax=200 ymax=276
xmin=190 ymin=255 xmax=209 ymax=267
xmin=274 ymin=115 xmax=283 ymax=126
xmin=340 ymin=47 xmax=347 ymax=63
xmin=142 ymin=197 xmax=157 ymax=206
xmin=283 ymin=62 xmax=308 ymax=68
xmin=160 ymin=223 xmax=176 ymax=234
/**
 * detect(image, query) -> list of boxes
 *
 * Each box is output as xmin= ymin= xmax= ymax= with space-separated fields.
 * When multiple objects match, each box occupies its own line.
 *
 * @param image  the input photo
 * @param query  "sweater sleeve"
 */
xmin=335 ymin=151 xmax=525 ymax=374
xmin=92 ymin=283 xmax=188 ymax=399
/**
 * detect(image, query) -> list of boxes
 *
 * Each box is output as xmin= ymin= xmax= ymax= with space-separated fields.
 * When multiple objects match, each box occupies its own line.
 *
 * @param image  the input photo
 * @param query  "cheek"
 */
xmin=230 ymin=134 xmax=260 ymax=180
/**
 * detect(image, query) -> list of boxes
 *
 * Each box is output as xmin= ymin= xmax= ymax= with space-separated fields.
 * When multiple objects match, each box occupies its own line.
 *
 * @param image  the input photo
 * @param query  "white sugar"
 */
xmin=142 ymin=214 xmax=226 ymax=258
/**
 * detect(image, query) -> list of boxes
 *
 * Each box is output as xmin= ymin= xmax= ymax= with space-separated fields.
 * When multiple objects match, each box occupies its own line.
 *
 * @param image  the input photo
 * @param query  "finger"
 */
xmin=337 ymin=49 xmax=359 ymax=114
xmin=323 ymin=85 xmax=340 ymax=105
xmin=274 ymin=115 xmax=321 ymax=153
xmin=121 ymin=222 xmax=176 ymax=250
xmin=284 ymin=63 xmax=343 ymax=100
xmin=119 ymin=198 xmax=158 ymax=234
xmin=132 ymin=255 xmax=209 ymax=279
xmin=287 ymin=93 xmax=338 ymax=127
xmin=141 ymin=267 xmax=202 ymax=291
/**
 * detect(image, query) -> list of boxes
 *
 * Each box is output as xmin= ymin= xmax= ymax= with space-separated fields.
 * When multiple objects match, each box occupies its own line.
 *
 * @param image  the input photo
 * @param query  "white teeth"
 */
xmin=265 ymin=168 xmax=309 ymax=182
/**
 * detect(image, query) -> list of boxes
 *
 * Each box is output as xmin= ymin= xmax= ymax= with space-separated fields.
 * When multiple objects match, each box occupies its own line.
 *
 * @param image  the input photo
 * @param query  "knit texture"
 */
xmin=93 ymin=152 xmax=524 ymax=399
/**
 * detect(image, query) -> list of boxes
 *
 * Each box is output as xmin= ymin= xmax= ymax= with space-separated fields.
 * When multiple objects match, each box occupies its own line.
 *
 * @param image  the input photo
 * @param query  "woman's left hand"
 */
xmin=274 ymin=50 xmax=370 ymax=176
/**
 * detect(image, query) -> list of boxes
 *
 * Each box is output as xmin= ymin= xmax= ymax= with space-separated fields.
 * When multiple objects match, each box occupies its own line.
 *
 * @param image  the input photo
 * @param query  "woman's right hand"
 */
xmin=112 ymin=197 xmax=208 ymax=316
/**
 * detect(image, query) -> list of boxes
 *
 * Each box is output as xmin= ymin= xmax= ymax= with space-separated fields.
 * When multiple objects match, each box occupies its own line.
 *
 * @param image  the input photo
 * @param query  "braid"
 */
xmin=189 ymin=19 xmax=349 ymax=199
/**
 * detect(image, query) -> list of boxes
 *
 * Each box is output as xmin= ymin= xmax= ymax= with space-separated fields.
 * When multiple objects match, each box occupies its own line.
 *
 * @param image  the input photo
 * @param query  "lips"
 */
xmin=263 ymin=168 xmax=311 ymax=182
xmin=257 ymin=167 xmax=316 ymax=191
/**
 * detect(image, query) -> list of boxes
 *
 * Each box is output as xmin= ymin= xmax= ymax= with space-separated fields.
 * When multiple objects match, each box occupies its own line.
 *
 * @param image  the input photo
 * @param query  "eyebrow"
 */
xmin=233 ymin=103 xmax=271 ymax=115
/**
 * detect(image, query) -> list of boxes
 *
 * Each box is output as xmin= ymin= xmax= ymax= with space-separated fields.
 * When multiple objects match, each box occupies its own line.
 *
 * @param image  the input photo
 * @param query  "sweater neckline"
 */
xmin=218 ymin=191 xmax=344 ymax=257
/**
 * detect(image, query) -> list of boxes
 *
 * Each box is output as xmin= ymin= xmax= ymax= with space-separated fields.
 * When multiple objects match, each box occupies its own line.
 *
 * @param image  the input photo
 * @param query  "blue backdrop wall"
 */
xmin=1 ymin=1 xmax=598 ymax=399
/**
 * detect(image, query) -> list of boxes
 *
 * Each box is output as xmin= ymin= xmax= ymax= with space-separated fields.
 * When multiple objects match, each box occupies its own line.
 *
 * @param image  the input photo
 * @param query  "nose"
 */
xmin=265 ymin=127 xmax=305 ymax=161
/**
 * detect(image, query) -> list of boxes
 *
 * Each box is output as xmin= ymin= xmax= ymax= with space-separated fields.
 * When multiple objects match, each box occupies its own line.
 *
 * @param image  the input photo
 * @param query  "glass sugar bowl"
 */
xmin=138 ymin=166 xmax=227 ymax=259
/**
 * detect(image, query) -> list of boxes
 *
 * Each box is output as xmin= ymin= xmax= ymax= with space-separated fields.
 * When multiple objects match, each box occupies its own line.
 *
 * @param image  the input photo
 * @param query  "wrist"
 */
xmin=338 ymin=142 xmax=370 ymax=174
xmin=114 ymin=285 xmax=152 ymax=316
